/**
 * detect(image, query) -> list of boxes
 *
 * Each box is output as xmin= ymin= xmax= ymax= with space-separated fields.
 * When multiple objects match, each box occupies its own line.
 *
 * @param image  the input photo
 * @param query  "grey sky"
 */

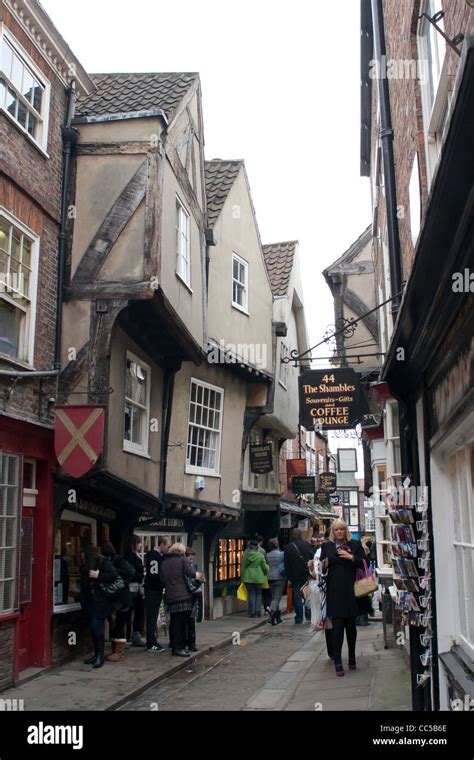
xmin=41 ymin=0 xmax=371 ymax=355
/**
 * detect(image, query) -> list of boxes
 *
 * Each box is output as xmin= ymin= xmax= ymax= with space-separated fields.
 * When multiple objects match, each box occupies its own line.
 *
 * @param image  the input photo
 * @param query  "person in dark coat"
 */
xmin=184 ymin=547 xmax=203 ymax=651
xmin=159 ymin=543 xmax=203 ymax=657
xmin=100 ymin=542 xmax=133 ymax=663
xmin=125 ymin=535 xmax=146 ymax=646
xmin=80 ymin=546 xmax=119 ymax=669
xmin=144 ymin=536 xmax=171 ymax=652
xmin=320 ymin=519 xmax=366 ymax=677
xmin=284 ymin=528 xmax=313 ymax=624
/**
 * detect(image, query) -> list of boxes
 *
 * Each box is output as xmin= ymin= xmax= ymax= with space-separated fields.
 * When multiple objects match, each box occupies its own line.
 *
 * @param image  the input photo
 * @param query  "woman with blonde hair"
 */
xmin=159 ymin=543 xmax=204 ymax=657
xmin=320 ymin=519 xmax=366 ymax=677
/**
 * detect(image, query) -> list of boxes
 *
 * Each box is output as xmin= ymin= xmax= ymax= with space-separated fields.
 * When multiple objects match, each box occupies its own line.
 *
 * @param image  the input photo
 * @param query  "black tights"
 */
xmin=331 ymin=616 xmax=357 ymax=666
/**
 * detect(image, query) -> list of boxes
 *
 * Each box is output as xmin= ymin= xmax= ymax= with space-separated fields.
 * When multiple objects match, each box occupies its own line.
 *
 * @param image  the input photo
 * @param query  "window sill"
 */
xmin=0 ymin=352 xmax=34 ymax=370
xmin=123 ymin=442 xmax=151 ymax=459
xmin=176 ymin=272 xmax=193 ymax=293
xmin=185 ymin=466 xmax=221 ymax=478
xmin=53 ymin=604 xmax=81 ymax=614
xmin=232 ymin=303 xmax=249 ymax=317
xmin=0 ymin=106 xmax=50 ymax=159
xmin=0 ymin=611 xmax=21 ymax=623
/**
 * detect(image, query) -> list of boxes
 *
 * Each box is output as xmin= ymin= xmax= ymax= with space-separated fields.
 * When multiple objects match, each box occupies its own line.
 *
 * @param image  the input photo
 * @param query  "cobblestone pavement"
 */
xmin=119 ymin=618 xmax=411 ymax=712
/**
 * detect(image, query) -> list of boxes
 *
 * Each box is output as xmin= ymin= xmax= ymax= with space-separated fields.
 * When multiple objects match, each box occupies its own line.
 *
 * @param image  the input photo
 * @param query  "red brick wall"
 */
xmin=0 ymin=4 xmax=68 ymax=424
xmin=0 ymin=620 xmax=15 ymax=690
xmin=370 ymin=1 xmax=473 ymax=285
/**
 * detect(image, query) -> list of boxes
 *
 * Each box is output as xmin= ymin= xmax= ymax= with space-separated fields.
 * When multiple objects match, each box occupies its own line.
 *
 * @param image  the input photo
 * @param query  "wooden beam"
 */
xmin=58 ymin=341 xmax=90 ymax=403
xmin=144 ymin=150 xmax=164 ymax=281
xmin=88 ymin=300 xmax=127 ymax=405
xmin=76 ymin=142 xmax=150 ymax=156
xmin=65 ymin=281 xmax=153 ymax=302
xmin=164 ymin=140 xmax=205 ymax=229
xmin=72 ymin=161 xmax=148 ymax=283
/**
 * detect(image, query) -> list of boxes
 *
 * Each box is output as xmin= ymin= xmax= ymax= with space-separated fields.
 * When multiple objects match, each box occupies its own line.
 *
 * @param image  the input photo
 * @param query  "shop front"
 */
xmin=0 ymin=417 xmax=55 ymax=688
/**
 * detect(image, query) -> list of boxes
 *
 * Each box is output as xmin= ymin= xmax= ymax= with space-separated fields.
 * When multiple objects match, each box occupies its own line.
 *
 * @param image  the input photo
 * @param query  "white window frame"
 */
xmin=385 ymin=401 xmax=401 ymax=476
xmin=176 ymin=196 xmax=191 ymax=289
xmin=123 ymin=351 xmax=151 ymax=458
xmin=0 ymin=26 xmax=51 ymax=154
xmin=23 ymin=457 xmax=38 ymax=508
xmin=450 ymin=446 xmax=474 ymax=657
xmin=0 ymin=207 xmax=39 ymax=367
xmin=0 ymin=451 xmax=21 ymax=615
xmin=279 ymin=341 xmax=289 ymax=388
xmin=417 ymin=1 xmax=449 ymax=186
xmin=232 ymin=253 xmax=249 ymax=314
xmin=186 ymin=378 xmax=224 ymax=477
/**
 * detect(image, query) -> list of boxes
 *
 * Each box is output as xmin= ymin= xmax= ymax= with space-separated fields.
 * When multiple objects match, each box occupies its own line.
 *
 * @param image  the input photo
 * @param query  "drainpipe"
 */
xmin=158 ymin=366 xmax=178 ymax=513
xmin=54 ymin=81 xmax=79 ymax=371
xmin=371 ymin=0 xmax=403 ymax=316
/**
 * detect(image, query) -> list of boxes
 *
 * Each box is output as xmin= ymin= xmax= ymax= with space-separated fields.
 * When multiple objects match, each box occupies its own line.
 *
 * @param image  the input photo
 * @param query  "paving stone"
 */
xmin=287 ymin=651 xmax=315 ymax=662
xmin=246 ymin=689 xmax=287 ymax=709
xmin=264 ymin=671 xmax=299 ymax=689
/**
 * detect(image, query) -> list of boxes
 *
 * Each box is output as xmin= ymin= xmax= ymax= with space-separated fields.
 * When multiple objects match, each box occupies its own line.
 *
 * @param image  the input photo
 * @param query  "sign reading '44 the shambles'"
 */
xmin=299 ymin=369 xmax=361 ymax=430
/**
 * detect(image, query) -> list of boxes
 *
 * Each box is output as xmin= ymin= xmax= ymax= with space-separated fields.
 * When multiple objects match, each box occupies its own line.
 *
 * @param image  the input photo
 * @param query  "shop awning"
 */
xmin=279 ymin=501 xmax=319 ymax=520
xmin=315 ymin=505 xmax=339 ymax=519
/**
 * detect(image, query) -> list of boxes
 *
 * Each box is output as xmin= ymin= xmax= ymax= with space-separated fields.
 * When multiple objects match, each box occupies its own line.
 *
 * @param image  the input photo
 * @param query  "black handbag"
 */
xmin=185 ymin=574 xmax=202 ymax=595
xmin=99 ymin=574 xmax=126 ymax=598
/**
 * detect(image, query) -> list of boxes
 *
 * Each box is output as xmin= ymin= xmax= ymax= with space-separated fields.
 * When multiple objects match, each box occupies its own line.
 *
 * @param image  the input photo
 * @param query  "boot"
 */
xmin=106 ymin=639 xmax=126 ymax=662
xmin=131 ymin=631 xmax=147 ymax=647
xmin=92 ymin=634 xmax=105 ymax=669
xmin=268 ymin=611 xmax=277 ymax=626
xmin=275 ymin=610 xmax=282 ymax=625
xmin=84 ymin=633 xmax=99 ymax=664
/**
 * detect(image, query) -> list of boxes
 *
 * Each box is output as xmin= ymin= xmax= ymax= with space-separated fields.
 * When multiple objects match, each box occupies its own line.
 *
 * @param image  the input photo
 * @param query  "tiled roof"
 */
xmin=204 ymin=160 xmax=243 ymax=227
xmin=75 ymin=72 xmax=199 ymax=120
xmin=262 ymin=241 xmax=297 ymax=296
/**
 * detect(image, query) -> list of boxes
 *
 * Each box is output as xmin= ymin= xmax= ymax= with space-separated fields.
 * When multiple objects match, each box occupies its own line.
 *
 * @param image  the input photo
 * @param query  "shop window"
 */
xmin=215 ymin=538 xmax=246 ymax=582
xmin=53 ymin=510 xmax=97 ymax=611
xmin=0 ymin=451 xmax=21 ymax=613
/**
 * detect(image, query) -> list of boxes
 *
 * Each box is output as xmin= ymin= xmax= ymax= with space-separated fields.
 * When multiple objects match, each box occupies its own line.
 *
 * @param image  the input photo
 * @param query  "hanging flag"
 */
xmin=54 ymin=405 xmax=106 ymax=478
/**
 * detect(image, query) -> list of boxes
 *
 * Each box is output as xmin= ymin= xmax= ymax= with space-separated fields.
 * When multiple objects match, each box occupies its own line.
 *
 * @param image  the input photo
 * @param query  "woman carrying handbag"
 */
xmin=320 ymin=519 xmax=366 ymax=677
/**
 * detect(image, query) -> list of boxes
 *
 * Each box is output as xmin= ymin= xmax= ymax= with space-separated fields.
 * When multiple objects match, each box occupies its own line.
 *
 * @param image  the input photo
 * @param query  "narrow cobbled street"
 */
xmin=120 ymin=618 xmax=411 ymax=712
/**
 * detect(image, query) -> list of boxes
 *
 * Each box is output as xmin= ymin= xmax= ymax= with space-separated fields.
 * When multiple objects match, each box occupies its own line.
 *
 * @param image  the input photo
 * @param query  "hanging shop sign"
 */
xmin=137 ymin=515 xmax=185 ymax=530
xmin=299 ymin=369 xmax=360 ymax=430
xmin=55 ymin=405 xmax=106 ymax=478
xmin=329 ymin=493 xmax=340 ymax=506
xmin=298 ymin=519 xmax=309 ymax=531
xmin=280 ymin=513 xmax=292 ymax=529
xmin=291 ymin=476 xmax=315 ymax=495
xmin=315 ymin=489 xmax=330 ymax=507
xmin=286 ymin=458 xmax=306 ymax=481
xmin=250 ymin=443 xmax=273 ymax=474
xmin=319 ymin=472 xmax=337 ymax=492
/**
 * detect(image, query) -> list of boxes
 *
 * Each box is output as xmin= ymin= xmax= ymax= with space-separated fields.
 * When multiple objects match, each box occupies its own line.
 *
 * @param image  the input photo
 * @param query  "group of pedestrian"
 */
xmin=80 ymin=536 xmax=204 ymax=668
xmin=240 ymin=536 xmax=286 ymax=624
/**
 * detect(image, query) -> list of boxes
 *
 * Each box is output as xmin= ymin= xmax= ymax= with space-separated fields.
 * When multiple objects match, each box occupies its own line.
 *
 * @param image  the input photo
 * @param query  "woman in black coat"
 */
xmin=320 ymin=520 xmax=366 ymax=677
xmin=125 ymin=535 xmax=146 ymax=646
xmin=101 ymin=542 xmax=133 ymax=663
xmin=81 ymin=546 xmax=119 ymax=669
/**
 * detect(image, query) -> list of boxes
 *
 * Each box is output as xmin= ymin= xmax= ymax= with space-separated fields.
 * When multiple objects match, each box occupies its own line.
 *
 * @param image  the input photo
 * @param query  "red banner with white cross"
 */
xmin=54 ymin=405 xmax=106 ymax=478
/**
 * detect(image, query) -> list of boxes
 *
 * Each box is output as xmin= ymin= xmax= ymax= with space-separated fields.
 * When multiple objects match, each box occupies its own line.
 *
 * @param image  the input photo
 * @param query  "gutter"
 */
xmin=370 ymin=0 xmax=403 ymax=316
xmin=54 ymin=82 xmax=79 ymax=371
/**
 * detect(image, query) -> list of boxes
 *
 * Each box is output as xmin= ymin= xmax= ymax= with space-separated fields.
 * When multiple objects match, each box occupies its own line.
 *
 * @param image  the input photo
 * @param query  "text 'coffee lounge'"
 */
xmin=299 ymin=369 xmax=361 ymax=430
